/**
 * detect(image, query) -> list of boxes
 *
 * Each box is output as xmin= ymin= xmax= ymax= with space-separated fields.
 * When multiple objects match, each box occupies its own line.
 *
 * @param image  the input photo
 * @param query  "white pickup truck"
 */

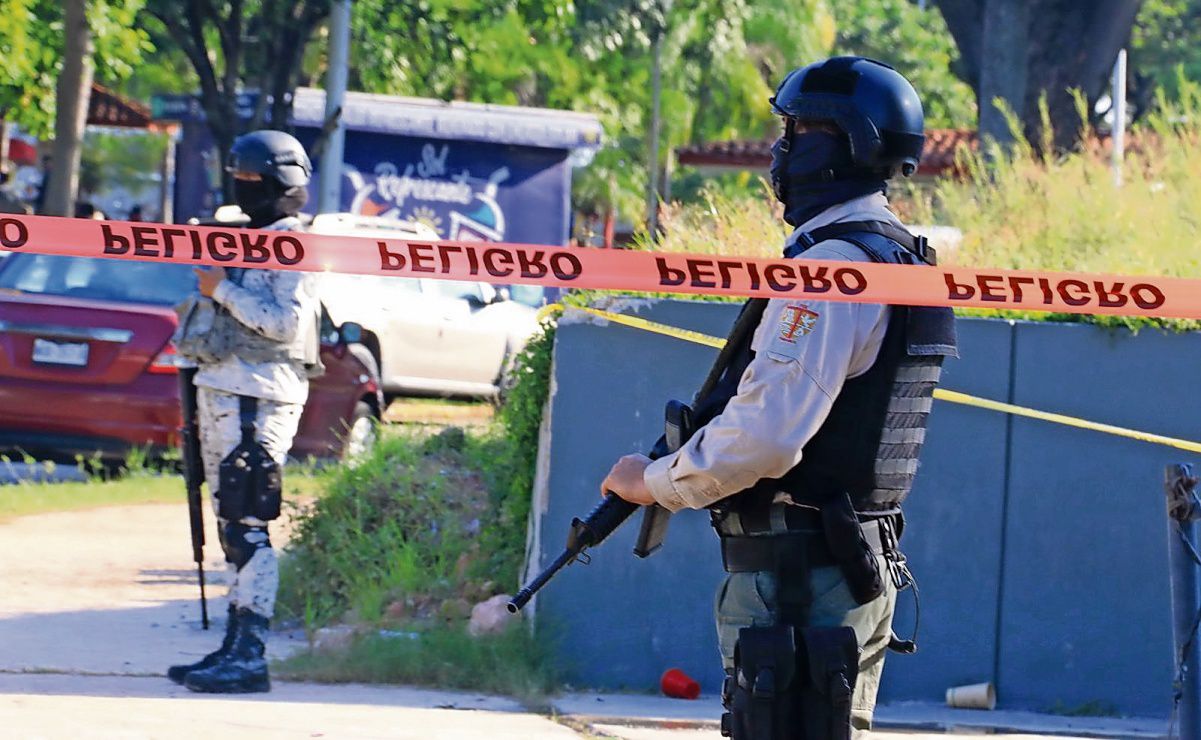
xmin=307 ymin=213 xmax=540 ymax=399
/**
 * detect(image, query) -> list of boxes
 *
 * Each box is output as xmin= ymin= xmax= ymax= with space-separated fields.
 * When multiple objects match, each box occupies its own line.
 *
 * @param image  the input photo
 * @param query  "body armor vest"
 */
xmin=702 ymin=221 xmax=957 ymax=525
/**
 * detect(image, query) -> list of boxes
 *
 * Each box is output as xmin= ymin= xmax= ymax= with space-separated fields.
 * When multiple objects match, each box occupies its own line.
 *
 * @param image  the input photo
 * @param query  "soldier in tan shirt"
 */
xmin=604 ymin=57 xmax=956 ymax=740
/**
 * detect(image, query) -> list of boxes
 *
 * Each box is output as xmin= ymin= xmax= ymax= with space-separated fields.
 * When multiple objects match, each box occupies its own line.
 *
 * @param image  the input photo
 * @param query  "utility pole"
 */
xmin=317 ymin=0 xmax=351 ymax=214
xmin=1111 ymin=49 xmax=1127 ymax=187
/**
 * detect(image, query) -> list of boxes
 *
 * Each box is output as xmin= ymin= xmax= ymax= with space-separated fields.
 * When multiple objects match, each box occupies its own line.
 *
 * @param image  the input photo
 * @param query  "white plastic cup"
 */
xmin=945 ymin=682 xmax=996 ymax=710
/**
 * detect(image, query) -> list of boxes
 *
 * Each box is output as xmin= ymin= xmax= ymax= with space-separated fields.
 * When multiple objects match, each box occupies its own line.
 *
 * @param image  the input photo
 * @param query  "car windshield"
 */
xmin=0 ymin=254 xmax=196 ymax=306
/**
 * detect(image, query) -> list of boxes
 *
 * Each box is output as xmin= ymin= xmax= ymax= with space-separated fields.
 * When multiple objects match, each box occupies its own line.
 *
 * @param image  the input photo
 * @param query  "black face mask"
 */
xmin=234 ymin=178 xmax=307 ymax=227
xmin=770 ymin=130 xmax=887 ymax=229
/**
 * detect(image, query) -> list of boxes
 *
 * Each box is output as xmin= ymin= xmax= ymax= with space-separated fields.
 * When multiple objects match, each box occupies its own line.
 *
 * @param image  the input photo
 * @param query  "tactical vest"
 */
xmin=702 ymin=221 xmax=958 ymax=525
xmin=173 ymin=219 xmax=321 ymax=372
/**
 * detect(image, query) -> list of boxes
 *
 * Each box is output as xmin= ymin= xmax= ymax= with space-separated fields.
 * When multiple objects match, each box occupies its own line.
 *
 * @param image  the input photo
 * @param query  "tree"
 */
xmin=145 ymin=0 xmax=332 ymax=197
xmin=934 ymin=0 xmax=1142 ymax=148
xmin=833 ymin=0 xmax=976 ymax=128
xmin=1129 ymin=0 xmax=1201 ymax=117
xmin=42 ymin=0 xmax=93 ymax=217
xmin=0 ymin=1 xmax=148 ymax=140
xmin=0 ymin=0 xmax=149 ymax=214
xmin=349 ymin=0 xmax=833 ymax=221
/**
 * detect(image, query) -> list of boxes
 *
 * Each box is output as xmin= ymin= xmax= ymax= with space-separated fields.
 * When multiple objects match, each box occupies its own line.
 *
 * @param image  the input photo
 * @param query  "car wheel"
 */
xmin=343 ymin=400 xmax=378 ymax=463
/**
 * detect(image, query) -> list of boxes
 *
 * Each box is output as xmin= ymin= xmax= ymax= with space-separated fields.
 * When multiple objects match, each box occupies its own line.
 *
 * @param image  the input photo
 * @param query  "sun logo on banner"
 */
xmin=778 ymin=303 xmax=820 ymax=343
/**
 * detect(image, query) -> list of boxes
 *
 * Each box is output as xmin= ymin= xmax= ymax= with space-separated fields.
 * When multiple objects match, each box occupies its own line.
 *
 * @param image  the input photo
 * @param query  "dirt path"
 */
xmin=0 ymin=502 xmax=267 ymax=676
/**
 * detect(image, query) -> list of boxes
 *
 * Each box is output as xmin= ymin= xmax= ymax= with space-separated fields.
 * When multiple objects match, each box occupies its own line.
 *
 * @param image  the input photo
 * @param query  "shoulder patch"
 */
xmin=777 ymin=303 xmax=820 ymax=343
xmin=766 ymin=303 xmax=820 ymax=361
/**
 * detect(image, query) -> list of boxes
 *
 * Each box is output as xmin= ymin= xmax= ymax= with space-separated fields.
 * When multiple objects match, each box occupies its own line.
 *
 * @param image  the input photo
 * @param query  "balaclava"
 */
xmin=770 ymin=129 xmax=887 ymax=229
xmin=234 ymin=177 xmax=308 ymax=228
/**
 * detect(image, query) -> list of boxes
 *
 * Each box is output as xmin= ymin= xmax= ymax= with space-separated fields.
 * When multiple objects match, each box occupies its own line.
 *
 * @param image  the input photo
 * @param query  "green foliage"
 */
xmin=487 ymin=320 xmax=556 ymax=576
xmin=349 ymin=0 xmax=834 ymax=220
xmin=907 ymin=81 xmax=1201 ymax=331
xmin=0 ymin=0 xmax=151 ymax=137
xmin=644 ymin=181 xmax=786 ymax=260
xmin=0 ymin=473 xmax=178 ymax=523
xmin=273 ymin=325 xmax=560 ymax=692
xmin=277 ymin=428 xmax=497 ymax=626
xmin=276 ymin=625 xmax=560 ymax=699
xmin=79 ymin=129 xmax=168 ymax=198
xmin=1131 ymin=0 xmax=1201 ymax=104
xmin=832 ymin=0 xmax=976 ymax=128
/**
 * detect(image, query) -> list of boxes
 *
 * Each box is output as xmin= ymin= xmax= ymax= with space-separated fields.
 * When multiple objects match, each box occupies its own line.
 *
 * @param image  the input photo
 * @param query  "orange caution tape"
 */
xmin=0 ymin=214 xmax=1197 ymax=319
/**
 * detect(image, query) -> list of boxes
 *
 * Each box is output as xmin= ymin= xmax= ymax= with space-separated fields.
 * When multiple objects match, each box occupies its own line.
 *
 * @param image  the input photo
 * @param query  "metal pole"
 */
xmin=1165 ymin=463 xmax=1201 ymax=740
xmin=1112 ymin=49 xmax=1127 ymax=187
xmin=159 ymin=125 xmax=177 ymax=224
xmin=317 ymin=0 xmax=351 ymax=214
xmin=646 ymin=29 xmax=664 ymax=238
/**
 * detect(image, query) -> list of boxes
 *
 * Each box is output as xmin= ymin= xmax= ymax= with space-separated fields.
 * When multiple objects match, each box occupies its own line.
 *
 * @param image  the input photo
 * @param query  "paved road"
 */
xmin=0 ymin=502 xmax=1140 ymax=739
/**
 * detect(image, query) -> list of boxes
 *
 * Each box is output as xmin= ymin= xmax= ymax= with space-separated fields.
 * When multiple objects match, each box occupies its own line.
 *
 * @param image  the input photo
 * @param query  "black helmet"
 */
xmin=770 ymin=56 xmax=924 ymax=178
xmin=227 ymin=130 xmax=312 ymax=188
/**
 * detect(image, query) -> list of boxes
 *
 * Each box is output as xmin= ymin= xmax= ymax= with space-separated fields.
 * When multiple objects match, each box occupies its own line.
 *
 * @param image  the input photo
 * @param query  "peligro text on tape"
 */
xmin=0 ymin=214 xmax=1197 ymax=320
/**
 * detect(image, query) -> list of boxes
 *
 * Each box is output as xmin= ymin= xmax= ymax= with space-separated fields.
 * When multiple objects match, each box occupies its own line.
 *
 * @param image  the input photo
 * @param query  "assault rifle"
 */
xmin=178 ymin=367 xmax=210 ymax=630
xmin=507 ymin=300 xmax=769 ymax=614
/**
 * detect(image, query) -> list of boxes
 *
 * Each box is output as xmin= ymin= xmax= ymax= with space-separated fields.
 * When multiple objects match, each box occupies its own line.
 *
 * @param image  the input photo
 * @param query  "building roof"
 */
xmin=152 ymin=88 xmax=604 ymax=152
xmin=87 ymin=83 xmax=152 ymax=128
xmin=675 ymin=128 xmax=977 ymax=177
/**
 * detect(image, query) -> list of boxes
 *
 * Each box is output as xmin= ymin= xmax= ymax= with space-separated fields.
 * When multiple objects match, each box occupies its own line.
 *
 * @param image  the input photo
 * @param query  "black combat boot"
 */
xmin=167 ymin=604 xmax=239 ymax=684
xmin=182 ymin=607 xmax=271 ymax=693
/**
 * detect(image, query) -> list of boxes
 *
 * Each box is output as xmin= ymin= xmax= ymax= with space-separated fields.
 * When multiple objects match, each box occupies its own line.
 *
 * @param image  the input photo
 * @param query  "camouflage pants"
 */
xmin=715 ymin=555 xmax=898 ymax=738
xmin=197 ymin=386 xmax=302 ymax=619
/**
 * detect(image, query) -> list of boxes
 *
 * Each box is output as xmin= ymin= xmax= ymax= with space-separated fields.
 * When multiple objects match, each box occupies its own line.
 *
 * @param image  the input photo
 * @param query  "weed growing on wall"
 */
xmin=484 ymin=319 xmax=556 ymax=580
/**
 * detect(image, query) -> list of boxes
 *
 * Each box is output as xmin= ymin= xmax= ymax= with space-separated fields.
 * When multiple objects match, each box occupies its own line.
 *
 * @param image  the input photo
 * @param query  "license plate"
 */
xmin=32 ymin=338 xmax=89 ymax=367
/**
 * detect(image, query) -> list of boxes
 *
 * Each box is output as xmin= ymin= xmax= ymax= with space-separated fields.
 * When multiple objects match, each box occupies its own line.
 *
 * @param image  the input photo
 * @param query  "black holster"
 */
xmin=217 ymin=396 xmax=282 ymax=522
xmin=721 ymin=625 xmax=858 ymax=740
xmin=822 ymin=493 xmax=884 ymax=605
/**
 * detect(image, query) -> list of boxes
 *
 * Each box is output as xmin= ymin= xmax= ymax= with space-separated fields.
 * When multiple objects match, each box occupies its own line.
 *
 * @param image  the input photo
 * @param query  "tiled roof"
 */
xmin=675 ymin=128 xmax=977 ymax=176
xmin=87 ymin=83 xmax=152 ymax=128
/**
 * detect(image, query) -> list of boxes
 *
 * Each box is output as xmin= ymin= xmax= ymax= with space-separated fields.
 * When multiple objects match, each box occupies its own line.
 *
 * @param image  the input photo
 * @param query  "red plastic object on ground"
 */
xmin=660 ymin=668 xmax=701 ymax=700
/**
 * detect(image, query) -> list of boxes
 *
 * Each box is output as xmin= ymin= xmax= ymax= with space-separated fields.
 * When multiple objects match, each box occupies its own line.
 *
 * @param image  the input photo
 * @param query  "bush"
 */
xmin=274 ymin=322 xmax=560 ymax=694
xmin=276 ymin=427 xmax=498 ymax=627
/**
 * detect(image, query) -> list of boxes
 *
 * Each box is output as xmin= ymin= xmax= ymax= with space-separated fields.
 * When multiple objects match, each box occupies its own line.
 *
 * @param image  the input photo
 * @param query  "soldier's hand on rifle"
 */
xmin=602 ymin=454 xmax=654 ymax=505
xmin=195 ymin=266 xmax=227 ymax=297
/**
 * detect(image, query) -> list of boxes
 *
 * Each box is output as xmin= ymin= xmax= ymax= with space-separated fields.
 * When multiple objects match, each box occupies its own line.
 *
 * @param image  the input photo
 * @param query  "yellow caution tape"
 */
xmin=542 ymin=303 xmax=1201 ymax=455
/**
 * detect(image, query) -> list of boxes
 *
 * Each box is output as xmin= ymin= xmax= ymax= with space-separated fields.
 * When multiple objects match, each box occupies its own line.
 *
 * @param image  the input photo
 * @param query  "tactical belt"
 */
xmin=720 ymin=518 xmax=888 ymax=574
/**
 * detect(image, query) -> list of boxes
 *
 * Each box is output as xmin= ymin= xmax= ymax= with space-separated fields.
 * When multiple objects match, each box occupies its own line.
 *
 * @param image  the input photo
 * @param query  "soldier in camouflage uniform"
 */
xmin=168 ymin=130 xmax=320 ymax=694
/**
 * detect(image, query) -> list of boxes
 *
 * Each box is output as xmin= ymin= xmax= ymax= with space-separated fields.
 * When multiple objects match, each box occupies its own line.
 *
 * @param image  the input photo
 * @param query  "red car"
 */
xmin=0 ymin=253 xmax=382 ymax=463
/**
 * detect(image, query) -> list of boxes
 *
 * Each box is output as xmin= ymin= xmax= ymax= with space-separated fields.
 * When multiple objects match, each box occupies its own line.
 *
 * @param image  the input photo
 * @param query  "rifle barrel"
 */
xmin=508 ymin=549 xmax=576 ymax=613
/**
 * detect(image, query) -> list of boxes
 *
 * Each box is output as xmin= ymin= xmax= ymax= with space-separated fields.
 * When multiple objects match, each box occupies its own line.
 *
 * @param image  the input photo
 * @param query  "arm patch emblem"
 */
xmin=777 ymin=303 xmax=820 ymax=344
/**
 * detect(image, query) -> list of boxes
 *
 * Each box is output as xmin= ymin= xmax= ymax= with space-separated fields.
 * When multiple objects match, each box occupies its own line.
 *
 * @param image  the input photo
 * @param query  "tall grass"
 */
xmin=912 ymin=91 xmax=1201 ymax=282
xmin=643 ymin=86 xmax=1201 ymax=329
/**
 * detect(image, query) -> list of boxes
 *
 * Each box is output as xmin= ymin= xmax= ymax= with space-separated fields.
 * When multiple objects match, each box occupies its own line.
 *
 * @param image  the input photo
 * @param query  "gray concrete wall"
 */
xmin=530 ymin=299 xmax=1196 ymax=719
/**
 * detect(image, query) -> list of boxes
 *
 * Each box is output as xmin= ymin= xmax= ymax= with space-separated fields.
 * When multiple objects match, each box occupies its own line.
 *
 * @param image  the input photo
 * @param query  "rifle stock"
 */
xmin=178 ymin=367 xmax=209 ymax=630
